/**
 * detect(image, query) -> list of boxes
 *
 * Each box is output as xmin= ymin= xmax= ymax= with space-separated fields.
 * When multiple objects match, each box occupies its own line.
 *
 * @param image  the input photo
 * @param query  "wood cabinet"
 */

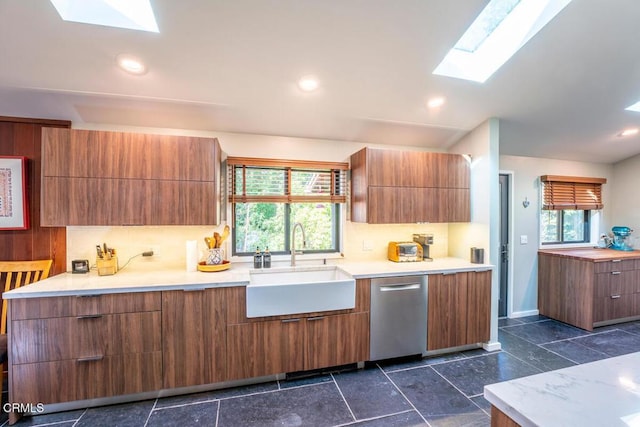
xmin=9 ymin=293 xmax=162 ymax=405
xmin=225 ymin=279 xmax=370 ymax=380
xmin=40 ymin=128 xmax=221 ymax=226
xmin=539 ymin=249 xmax=640 ymax=330
xmin=162 ymin=288 xmax=226 ymax=388
xmin=427 ymin=271 xmax=491 ymax=350
xmin=350 ymin=147 xmax=470 ymax=224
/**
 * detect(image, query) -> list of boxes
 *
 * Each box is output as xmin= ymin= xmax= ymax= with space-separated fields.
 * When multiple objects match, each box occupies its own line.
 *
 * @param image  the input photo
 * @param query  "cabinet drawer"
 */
xmin=10 ymin=293 xmax=161 ymax=320
xmin=593 ymin=294 xmax=639 ymax=323
xmin=75 ymin=293 xmax=162 ymax=315
xmin=594 ymin=259 xmax=636 ymax=273
xmin=12 ymin=311 xmax=161 ymax=364
xmin=594 ymin=271 xmax=639 ymax=297
xmin=12 ymin=351 xmax=162 ymax=405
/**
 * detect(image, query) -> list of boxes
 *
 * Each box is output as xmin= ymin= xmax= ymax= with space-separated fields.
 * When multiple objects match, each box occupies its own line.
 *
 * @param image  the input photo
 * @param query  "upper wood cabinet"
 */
xmin=350 ymin=147 xmax=470 ymax=224
xmin=40 ymin=128 xmax=221 ymax=226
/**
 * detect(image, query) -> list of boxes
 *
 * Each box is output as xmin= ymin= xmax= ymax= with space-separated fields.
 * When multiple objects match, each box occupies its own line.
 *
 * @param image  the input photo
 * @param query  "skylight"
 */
xmin=50 ymin=0 xmax=159 ymax=33
xmin=625 ymin=101 xmax=640 ymax=113
xmin=433 ymin=0 xmax=572 ymax=83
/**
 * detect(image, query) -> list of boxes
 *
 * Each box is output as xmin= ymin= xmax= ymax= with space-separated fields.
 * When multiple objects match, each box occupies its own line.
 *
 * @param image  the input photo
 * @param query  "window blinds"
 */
xmin=227 ymin=157 xmax=348 ymax=203
xmin=541 ymin=175 xmax=606 ymax=210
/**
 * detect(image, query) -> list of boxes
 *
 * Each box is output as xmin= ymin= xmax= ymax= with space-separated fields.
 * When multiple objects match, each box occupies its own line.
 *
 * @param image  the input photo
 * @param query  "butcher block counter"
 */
xmin=538 ymin=248 xmax=640 ymax=331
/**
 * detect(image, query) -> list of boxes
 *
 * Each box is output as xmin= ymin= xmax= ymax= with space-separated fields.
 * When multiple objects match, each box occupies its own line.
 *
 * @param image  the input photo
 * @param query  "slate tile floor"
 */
xmin=5 ymin=316 xmax=640 ymax=427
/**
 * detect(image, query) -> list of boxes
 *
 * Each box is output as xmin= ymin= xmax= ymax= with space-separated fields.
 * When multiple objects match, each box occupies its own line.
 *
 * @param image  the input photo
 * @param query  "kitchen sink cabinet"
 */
xmin=9 ymin=293 xmax=162 ymax=405
xmin=539 ymin=249 xmax=640 ymax=330
xmin=225 ymin=279 xmax=370 ymax=380
xmin=427 ymin=271 xmax=491 ymax=351
xmin=162 ymin=288 xmax=226 ymax=388
xmin=350 ymin=147 xmax=470 ymax=224
xmin=41 ymin=128 xmax=221 ymax=226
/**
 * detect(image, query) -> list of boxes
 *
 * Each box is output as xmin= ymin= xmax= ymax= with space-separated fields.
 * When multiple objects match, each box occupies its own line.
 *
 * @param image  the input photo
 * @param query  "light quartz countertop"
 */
xmin=484 ymin=352 xmax=640 ymax=427
xmin=3 ymin=257 xmax=492 ymax=299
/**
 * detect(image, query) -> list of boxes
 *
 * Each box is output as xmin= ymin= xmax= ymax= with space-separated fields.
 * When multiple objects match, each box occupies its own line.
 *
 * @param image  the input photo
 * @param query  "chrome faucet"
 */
xmin=291 ymin=222 xmax=306 ymax=266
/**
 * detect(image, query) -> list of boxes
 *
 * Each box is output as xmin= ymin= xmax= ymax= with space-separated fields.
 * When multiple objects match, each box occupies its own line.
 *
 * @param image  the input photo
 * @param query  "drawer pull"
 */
xmin=76 ymin=355 xmax=104 ymax=362
xmin=611 ymin=259 xmax=622 ymax=263
xmin=76 ymin=314 xmax=103 ymax=319
xmin=611 ymin=295 xmax=621 ymax=299
xmin=281 ymin=318 xmax=301 ymax=323
xmin=77 ymin=294 xmax=101 ymax=298
xmin=183 ymin=288 xmax=206 ymax=292
xmin=307 ymin=316 xmax=326 ymax=321
xmin=611 ymin=271 xmax=621 ymax=275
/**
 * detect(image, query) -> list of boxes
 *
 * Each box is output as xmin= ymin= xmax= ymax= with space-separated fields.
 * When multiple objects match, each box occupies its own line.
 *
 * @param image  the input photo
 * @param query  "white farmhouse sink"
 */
xmin=246 ymin=266 xmax=356 ymax=317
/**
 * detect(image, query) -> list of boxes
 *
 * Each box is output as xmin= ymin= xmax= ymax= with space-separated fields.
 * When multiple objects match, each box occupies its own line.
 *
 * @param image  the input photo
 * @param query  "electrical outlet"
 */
xmin=362 ymin=240 xmax=373 ymax=251
xmin=150 ymin=246 xmax=160 ymax=256
xmin=520 ymin=235 xmax=528 ymax=245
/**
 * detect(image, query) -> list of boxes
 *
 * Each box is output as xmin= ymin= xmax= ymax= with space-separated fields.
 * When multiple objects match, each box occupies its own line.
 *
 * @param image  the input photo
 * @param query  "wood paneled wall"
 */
xmin=0 ymin=116 xmax=71 ymax=276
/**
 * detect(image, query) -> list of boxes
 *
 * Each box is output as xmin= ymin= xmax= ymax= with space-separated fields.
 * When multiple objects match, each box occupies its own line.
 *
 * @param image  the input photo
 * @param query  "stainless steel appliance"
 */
xmin=413 ymin=233 xmax=433 ymax=261
xmin=370 ymin=275 xmax=427 ymax=360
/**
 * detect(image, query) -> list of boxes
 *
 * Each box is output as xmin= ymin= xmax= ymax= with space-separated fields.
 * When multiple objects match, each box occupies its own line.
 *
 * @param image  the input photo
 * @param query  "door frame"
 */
xmin=499 ymin=170 xmax=515 ymax=318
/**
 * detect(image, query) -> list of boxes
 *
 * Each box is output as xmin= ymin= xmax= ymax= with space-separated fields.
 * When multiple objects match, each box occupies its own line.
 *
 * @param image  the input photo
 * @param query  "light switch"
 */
xmin=520 ymin=235 xmax=528 ymax=245
xmin=362 ymin=240 xmax=373 ymax=251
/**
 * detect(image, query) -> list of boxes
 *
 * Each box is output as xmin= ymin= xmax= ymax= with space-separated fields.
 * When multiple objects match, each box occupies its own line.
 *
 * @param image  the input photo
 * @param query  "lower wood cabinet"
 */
xmin=226 ymin=318 xmax=305 ymax=380
xmin=225 ymin=281 xmax=370 ymax=381
xmin=305 ymin=312 xmax=369 ymax=370
xmin=9 ymin=293 xmax=162 ymax=405
xmin=538 ymin=251 xmax=640 ymax=330
xmin=427 ymin=271 xmax=491 ymax=350
xmin=162 ymin=289 xmax=226 ymax=388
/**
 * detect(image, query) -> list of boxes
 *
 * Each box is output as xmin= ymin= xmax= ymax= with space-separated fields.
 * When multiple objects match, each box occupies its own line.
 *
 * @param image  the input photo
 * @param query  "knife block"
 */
xmin=96 ymin=257 xmax=118 ymax=276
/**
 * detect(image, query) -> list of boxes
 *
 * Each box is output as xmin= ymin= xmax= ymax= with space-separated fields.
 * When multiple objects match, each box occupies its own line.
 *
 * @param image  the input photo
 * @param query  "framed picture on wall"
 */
xmin=0 ymin=156 xmax=29 ymax=230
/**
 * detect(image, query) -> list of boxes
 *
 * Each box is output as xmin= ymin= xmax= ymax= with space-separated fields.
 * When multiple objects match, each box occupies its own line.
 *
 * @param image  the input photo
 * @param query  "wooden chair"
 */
xmin=0 ymin=260 xmax=52 ymax=403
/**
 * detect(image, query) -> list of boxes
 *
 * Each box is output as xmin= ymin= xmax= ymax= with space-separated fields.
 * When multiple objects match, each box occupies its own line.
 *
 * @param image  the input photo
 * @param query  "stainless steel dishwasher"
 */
xmin=370 ymin=275 xmax=427 ymax=360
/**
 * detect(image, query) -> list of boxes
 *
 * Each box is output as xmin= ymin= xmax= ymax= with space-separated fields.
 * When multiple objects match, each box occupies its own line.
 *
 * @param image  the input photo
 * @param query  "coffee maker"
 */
xmin=412 ymin=234 xmax=433 ymax=261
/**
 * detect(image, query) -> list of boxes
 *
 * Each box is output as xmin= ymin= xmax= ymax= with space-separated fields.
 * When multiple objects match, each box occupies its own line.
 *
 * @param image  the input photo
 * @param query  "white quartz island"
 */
xmin=484 ymin=352 xmax=640 ymax=427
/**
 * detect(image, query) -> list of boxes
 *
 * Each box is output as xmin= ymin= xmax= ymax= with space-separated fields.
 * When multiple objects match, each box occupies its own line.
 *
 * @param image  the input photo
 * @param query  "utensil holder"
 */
xmin=470 ymin=248 xmax=484 ymax=264
xmin=205 ymin=248 xmax=225 ymax=265
xmin=96 ymin=257 xmax=118 ymax=276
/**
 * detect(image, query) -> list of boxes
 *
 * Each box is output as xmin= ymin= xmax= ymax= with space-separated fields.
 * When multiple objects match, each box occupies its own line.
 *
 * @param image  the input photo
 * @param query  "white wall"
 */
xmin=66 ymin=123 xmax=451 ymax=270
xmin=611 ymin=153 xmax=640 ymax=236
xmin=448 ymin=118 xmax=500 ymax=348
xmin=499 ymin=155 xmax=613 ymax=316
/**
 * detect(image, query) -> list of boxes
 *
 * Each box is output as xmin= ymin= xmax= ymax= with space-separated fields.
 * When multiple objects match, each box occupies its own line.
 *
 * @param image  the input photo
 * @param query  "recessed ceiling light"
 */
xmin=433 ymin=0 xmax=572 ymax=83
xmin=427 ymin=97 xmax=446 ymax=108
xmin=50 ymin=0 xmax=159 ymax=33
xmin=116 ymin=54 xmax=147 ymax=75
xmin=618 ymin=128 xmax=639 ymax=137
xmin=298 ymin=76 xmax=319 ymax=92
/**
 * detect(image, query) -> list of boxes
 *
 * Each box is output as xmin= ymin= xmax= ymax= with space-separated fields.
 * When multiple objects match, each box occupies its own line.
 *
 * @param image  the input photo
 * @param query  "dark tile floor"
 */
xmin=5 ymin=316 xmax=640 ymax=427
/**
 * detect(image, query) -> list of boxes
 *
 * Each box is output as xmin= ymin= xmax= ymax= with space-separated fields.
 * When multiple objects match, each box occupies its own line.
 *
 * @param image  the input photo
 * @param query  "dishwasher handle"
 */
xmin=379 ymin=283 xmax=421 ymax=292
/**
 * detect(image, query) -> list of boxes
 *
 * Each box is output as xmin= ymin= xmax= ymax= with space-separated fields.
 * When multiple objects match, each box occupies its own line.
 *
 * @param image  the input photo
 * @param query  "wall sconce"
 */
xmin=523 ymin=197 xmax=530 ymax=208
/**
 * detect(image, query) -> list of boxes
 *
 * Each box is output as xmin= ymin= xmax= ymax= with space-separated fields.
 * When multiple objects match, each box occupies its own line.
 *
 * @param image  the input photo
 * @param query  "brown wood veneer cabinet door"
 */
xmin=305 ymin=312 xmax=369 ymax=370
xmin=41 ymin=128 xmax=220 ymax=226
xmin=427 ymin=273 xmax=468 ymax=350
xmin=162 ymin=289 xmax=226 ymax=388
xmin=226 ymin=319 xmax=305 ymax=380
xmin=350 ymin=147 xmax=470 ymax=224
xmin=466 ymin=271 xmax=491 ymax=344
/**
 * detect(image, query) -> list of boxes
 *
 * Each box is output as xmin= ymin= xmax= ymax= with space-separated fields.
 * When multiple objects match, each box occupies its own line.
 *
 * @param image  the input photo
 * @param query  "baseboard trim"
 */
xmin=510 ymin=309 xmax=540 ymax=319
xmin=483 ymin=341 xmax=502 ymax=352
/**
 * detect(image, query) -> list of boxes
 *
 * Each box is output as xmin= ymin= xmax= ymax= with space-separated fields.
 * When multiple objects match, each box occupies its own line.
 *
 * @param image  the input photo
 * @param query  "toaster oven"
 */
xmin=388 ymin=242 xmax=423 ymax=262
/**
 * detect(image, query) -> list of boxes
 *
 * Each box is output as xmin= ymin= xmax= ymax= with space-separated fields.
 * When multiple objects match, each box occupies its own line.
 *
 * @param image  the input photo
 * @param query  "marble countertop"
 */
xmin=3 ymin=257 xmax=492 ymax=299
xmin=484 ymin=352 xmax=640 ymax=427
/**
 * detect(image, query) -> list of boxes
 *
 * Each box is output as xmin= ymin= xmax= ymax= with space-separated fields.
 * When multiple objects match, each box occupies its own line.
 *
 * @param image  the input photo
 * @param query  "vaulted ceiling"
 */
xmin=2 ymin=0 xmax=640 ymax=163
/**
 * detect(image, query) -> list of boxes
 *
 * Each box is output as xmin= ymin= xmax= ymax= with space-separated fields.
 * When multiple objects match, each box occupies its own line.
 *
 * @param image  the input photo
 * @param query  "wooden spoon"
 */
xmin=204 ymin=237 xmax=213 ymax=249
xmin=213 ymin=232 xmax=221 ymax=248
xmin=221 ymin=225 xmax=230 ymax=244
